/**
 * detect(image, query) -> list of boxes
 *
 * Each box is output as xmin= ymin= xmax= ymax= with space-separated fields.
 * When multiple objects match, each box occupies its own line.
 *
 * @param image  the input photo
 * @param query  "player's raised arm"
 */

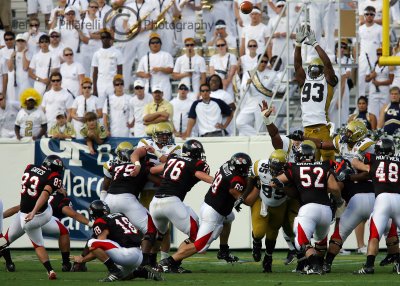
xmin=294 ymin=25 xmax=308 ymax=87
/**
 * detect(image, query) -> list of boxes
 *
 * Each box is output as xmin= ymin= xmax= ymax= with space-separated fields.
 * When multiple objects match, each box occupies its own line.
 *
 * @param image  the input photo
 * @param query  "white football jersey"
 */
xmin=252 ymin=159 xmax=287 ymax=208
xmin=333 ymin=135 xmax=375 ymax=161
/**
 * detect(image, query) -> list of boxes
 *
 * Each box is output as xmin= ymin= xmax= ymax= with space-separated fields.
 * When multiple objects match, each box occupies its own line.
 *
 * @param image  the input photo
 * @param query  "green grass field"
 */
xmin=0 ymin=250 xmax=399 ymax=286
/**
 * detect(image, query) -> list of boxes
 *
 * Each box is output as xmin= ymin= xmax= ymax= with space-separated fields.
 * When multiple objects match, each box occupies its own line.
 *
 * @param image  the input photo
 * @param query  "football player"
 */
xmin=0 ymin=155 xmax=65 ymax=280
xmin=247 ymin=149 xmax=300 ymax=272
xmin=270 ymin=141 xmax=342 ymax=275
xmin=352 ymin=138 xmax=400 ymax=275
xmin=72 ymin=200 xmax=164 ymax=282
xmin=149 ymin=140 xmax=213 ymax=273
xmin=101 ymin=141 xmax=158 ymax=267
xmin=157 ymin=153 xmax=259 ymax=272
xmin=294 ymin=25 xmax=338 ymax=161
xmin=0 ymin=199 xmax=15 ymax=272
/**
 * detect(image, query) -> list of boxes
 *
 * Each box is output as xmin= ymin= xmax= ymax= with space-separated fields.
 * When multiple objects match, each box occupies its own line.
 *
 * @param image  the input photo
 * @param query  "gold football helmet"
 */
xmin=307 ymin=57 xmax=324 ymax=79
xmin=115 ymin=141 xmax=134 ymax=162
xmin=152 ymin=122 xmax=173 ymax=146
xmin=268 ymin=149 xmax=288 ymax=177
xmin=345 ymin=120 xmax=368 ymax=144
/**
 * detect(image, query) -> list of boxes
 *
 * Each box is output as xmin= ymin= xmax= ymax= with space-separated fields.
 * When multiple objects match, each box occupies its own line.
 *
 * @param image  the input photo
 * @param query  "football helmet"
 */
xmin=307 ymin=57 xmax=324 ymax=79
xmin=152 ymin=122 xmax=173 ymax=146
xmin=342 ymin=120 xmax=368 ymax=144
xmin=375 ymin=138 xmax=395 ymax=156
xmin=268 ymin=149 xmax=288 ymax=177
xmin=89 ymin=200 xmax=110 ymax=220
xmin=42 ymin=155 xmax=64 ymax=174
xmin=229 ymin=152 xmax=252 ymax=177
xmin=115 ymin=141 xmax=134 ymax=162
xmin=182 ymin=139 xmax=206 ymax=160
xmin=295 ymin=140 xmax=317 ymax=162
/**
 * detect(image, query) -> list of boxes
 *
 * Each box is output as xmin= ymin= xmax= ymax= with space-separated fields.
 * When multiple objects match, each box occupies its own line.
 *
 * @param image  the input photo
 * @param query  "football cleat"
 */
xmin=157 ymin=258 xmax=176 ymax=273
xmin=262 ymin=255 xmax=272 ymax=273
xmin=48 ymin=270 xmax=57 ymax=280
xmin=62 ymin=262 xmax=72 ymax=272
xmin=284 ymin=250 xmax=296 ymax=265
xmin=6 ymin=262 xmax=16 ymax=272
xmin=303 ymin=265 xmax=323 ymax=275
xmin=353 ymin=265 xmax=374 ymax=274
xmin=322 ymin=262 xmax=331 ymax=273
xmin=143 ymin=265 xmax=165 ymax=281
xmin=175 ymin=265 xmax=192 ymax=273
xmin=252 ymin=240 xmax=262 ymax=262
xmin=393 ymin=262 xmax=400 ymax=274
xmin=217 ymin=249 xmax=239 ymax=263
xmin=380 ymin=253 xmax=397 ymax=266
xmin=99 ymin=270 xmax=124 ymax=282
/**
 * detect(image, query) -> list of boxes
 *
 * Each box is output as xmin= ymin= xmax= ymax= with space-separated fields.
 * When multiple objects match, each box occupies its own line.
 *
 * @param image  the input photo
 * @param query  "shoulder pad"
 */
xmin=252 ymin=160 xmax=260 ymax=177
xmin=333 ymin=135 xmax=340 ymax=150
xmin=357 ymin=139 xmax=375 ymax=153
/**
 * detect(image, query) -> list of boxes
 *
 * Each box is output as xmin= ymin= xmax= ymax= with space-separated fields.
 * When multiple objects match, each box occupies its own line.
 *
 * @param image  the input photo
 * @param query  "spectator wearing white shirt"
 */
xmin=92 ymin=30 xmax=123 ymax=107
xmin=209 ymin=38 xmax=238 ymax=95
xmin=0 ymin=93 xmax=19 ymax=138
xmin=48 ymin=0 xmax=68 ymax=29
xmin=170 ymin=81 xmax=194 ymax=138
xmin=128 ymin=79 xmax=152 ymax=137
xmin=137 ymin=33 xmax=174 ymax=101
xmin=102 ymin=75 xmax=131 ymax=137
xmin=234 ymin=0 xmax=262 ymax=38
xmin=239 ymin=39 xmax=258 ymax=74
xmin=96 ymin=0 xmax=112 ymax=23
xmin=49 ymin=29 xmax=65 ymax=63
xmin=60 ymin=47 xmax=85 ymax=98
xmin=28 ymin=35 xmax=61 ymax=95
xmin=70 ymin=77 xmax=101 ymax=138
xmin=41 ymin=71 xmax=74 ymax=126
xmin=359 ymin=0 xmax=382 ymax=25
xmin=240 ymin=7 xmax=271 ymax=57
xmin=23 ymin=18 xmax=46 ymax=58
xmin=207 ymin=20 xmax=237 ymax=49
xmin=27 ymin=0 xmax=53 ymax=29
xmin=172 ymin=37 xmax=207 ymax=101
xmin=6 ymin=34 xmax=32 ymax=103
xmin=0 ymin=56 xmax=8 ymax=99
xmin=15 ymin=88 xmax=47 ymax=140
xmin=0 ymin=31 xmax=15 ymax=98
xmin=59 ymin=7 xmax=81 ymax=53
xmin=183 ymin=83 xmax=233 ymax=138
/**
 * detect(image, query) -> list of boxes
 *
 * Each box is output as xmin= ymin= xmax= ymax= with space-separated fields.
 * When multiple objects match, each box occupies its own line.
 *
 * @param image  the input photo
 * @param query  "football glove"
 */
xmin=295 ymin=25 xmax=308 ymax=46
xmin=287 ymin=130 xmax=304 ymax=141
xmin=234 ymin=197 xmax=244 ymax=212
xmin=304 ymin=29 xmax=318 ymax=47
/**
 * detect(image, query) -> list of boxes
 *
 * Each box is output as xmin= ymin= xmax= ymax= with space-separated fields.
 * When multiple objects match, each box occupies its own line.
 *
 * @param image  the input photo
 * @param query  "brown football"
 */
xmin=240 ymin=1 xmax=253 ymax=14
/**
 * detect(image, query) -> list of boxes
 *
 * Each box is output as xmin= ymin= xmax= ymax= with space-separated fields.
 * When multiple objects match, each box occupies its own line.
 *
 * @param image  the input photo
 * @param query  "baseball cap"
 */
xmin=56 ymin=111 xmax=66 ymax=118
xmin=48 ymin=28 xmax=61 ymax=36
xmin=215 ymin=19 xmax=226 ymax=29
xmin=178 ymin=80 xmax=189 ymax=89
xmin=16 ymin=34 xmax=27 ymax=41
xmin=149 ymin=32 xmax=161 ymax=40
xmin=276 ymin=1 xmax=286 ymax=7
xmin=81 ymin=77 xmax=92 ymax=85
xmin=134 ymin=79 xmax=144 ymax=87
xmin=65 ymin=6 xmax=76 ymax=14
xmin=152 ymin=85 xmax=163 ymax=92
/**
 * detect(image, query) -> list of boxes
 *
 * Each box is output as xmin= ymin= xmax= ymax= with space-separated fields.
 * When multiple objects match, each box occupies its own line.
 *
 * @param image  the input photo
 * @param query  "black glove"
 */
xmin=287 ymin=130 xmax=304 ymax=141
xmin=234 ymin=197 xmax=244 ymax=212
xmin=271 ymin=177 xmax=284 ymax=189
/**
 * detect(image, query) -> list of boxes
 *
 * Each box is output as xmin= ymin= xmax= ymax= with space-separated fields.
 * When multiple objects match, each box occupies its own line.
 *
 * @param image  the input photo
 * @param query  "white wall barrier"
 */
xmin=0 ymin=137 xmax=379 ymax=249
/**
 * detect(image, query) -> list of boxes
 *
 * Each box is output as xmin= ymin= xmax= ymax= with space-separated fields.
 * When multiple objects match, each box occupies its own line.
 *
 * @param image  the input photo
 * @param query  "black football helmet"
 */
xmin=295 ymin=140 xmax=316 ymax=162
xmin=229 ymin=152 xmax=252 ymax=177
xmin=89 ymin=200 xmax=110 ymax=220
xmin=375 ymin=138 xmax=395 ymax=156
xmin=42 ymin=155 xmax=64 ymax=174
xmin=182 ymin=139 xmax=206 ymax=160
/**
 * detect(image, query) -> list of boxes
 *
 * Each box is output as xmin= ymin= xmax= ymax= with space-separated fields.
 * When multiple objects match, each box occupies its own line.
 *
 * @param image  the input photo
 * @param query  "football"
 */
xmin=240 ymin=1 xmax=253 ymax=14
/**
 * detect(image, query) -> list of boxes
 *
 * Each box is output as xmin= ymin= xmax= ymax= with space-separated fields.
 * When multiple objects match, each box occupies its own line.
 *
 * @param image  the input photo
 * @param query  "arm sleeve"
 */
xmin=188 ymin=101 xmax=198 ymax=119
xmin=213 ymin=98 xmax=232 ymax=116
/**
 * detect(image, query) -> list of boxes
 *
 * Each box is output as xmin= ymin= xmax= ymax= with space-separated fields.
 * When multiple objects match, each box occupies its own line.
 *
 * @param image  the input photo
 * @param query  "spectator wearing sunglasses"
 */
xmin=70 ymin=77 xmax=102 ymax=138
xmin=239 ymin=39 xmax=258 ymax=74
xmin=172 ymin=38 xmax=207 ymax=101
xmin=0 ymin=31 xmax=15 ymax=99
xmin=170 ymin=81 xmax=194 ymax=138
xmin=128 ymin=79 xmax=152 ymax=137
xmin=41 ymin=71 xmax=74 ymax=126
xmin=59 ymin=7 xmax=80 ymax=54
xmin=28 ymin=34 xmax=61 ymax=95
xmin=48 ymin=29 xmax=64 ymax=63
xmin=207 ymin=20 xmax=237 ymax=49
xmin=60 ymin=47 xmax=85 ymax=98
xmin=359 ymin=0 xmax=382 ymax=25
xmin=23 ymin=18 xmax=46 ymax=58
xmin=27 ymin=0 xmax=54 ymax=29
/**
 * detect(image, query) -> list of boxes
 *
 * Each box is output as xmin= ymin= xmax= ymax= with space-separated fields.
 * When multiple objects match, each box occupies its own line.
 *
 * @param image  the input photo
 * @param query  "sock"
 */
xmin=366 ymin=255 xmax=376 ymax=268
xmin=141 ymin=253 xmax=150 ymax=266
xmin=149 ymin=253 xmax=157 ymax=267
xmin=61 ymin=251 xmax=70 ymax=264
xmin=220 ymin=244 xmax=229 ymax=252
xmin=167 ymin=256 xmax=178 ymax=266
xmin=43 ymin=260 xmax=53 ymax=272
xmin=252 ymin=233 xmax=262 ymax=243
xmin=264 ymin=239 xmax=276 ymax=256
xmin=1 ymin=248 xmax=13 ymax=264
xmin=160 ymin=251 xmax=169 ymax=260
xmin=104 ymin=258 xmax=120 ymax=273
xmin=325 ymin=252 xmax=336 ymax=265
xmin=132 ymin=267 xmax=147 ymax=279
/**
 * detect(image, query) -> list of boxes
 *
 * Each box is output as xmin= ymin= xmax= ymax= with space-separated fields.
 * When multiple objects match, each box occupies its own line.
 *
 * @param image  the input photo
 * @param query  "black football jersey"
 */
xmin=107 ymin=160 xmax=148 ymax=197
xmin=156 ymin=154 xmax=210 ymax=201
xmin=92 ymin=212 xmax=142 ymax=248
xmin=49 ymin=192 xmax=72 ymax=220
xmin=20 ymin=164 xmax=63 ymax=213
xmin=285 ymin=161 xmax=336 ymax=206
xmin=364 ymin=153 xmax=400 ymax=196
xmin=204 ymin=162 xmax=247 ymax=216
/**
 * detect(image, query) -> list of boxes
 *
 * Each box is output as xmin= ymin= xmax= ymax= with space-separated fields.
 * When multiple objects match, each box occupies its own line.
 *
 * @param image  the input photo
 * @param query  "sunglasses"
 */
xmin=30 ymin=24 xmax=39 ymax=27
xmin=5 ymin=38 xmax=14 ymax=41
xmin=134 ymin=86 xmax=144 ymax=90
xmin=51 ymin=79 xmax=61 ymax=82
xmin=89 ymin=6 xmax=98 ymax=8
xmin=82 ymin=86 xmax=92 ymax=89
xmin=185 ymin=43 xmax=195 ymax=47
xmin=261 ymin=60 xmax=268 ymax=64
xmin=200 ymin=89 xmax=210 ymax=92
xmin=16 ymin=40 xmax=25 ymax=42
xmin=51 ymin=35 xmax=60 ymax=38
xmin=364 ymin=13 xmax=375 ymax=16
xmin=64 ymin=53 xmax=73 ymax=56
xmin=277 ymin=5 xmax=284 ymax=8
xmin=179 ymin=86 xmax=189 ymax=91
xmin=341 ymin=45 xmax=347 ymax=49
xmin=216 ymin=44 xmax=226 ymax=47
xmin=101 ymin=36 xmax=112 ymax=39
xmin=114 ymin=83 xmax=124 ymax=86
xmin=248 ymin=45 xmax=257 ymax=48
xmin=150 ymin=41 xmax=161 ymax=45
xmin=377 ymin=53 xmax=382 ymax=56
xmin=66 ymin=13 xmax=75 ymax=16
xmin=39 ymin=40 xmax=50 ymax=43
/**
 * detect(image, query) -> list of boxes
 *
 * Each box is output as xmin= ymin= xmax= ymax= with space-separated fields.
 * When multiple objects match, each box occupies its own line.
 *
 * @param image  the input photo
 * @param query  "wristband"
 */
xmin=134 ymin=161 xmax=141 ymax=167
xmin=88 ymin=221 xmax=94 ymax=228
xmin=312 ymin=42 xmax=319 ymax=48
xmin=262 ymin=109 xmax=272 ymax=125
xmin=295 ymin=42 xmax=302 ymax=47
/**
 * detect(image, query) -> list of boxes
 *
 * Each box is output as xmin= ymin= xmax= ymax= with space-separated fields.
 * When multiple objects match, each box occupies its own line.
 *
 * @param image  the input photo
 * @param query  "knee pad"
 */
xmin=143 ymin=233 xmax=156 ymax=245
xmin=299 ymin=243 xmax=313 ymax=253
xmin=329 ymin=239 xmax=343 ymax=249
xmin=315 ymin=242 xmax=327 ymax=254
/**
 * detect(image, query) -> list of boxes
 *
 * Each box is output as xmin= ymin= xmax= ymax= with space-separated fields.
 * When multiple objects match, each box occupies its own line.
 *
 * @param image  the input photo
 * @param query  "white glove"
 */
xmin=304 ymin=29 xmax=318 ymax=47
xmin=295 ymin=25 xmax=309 ymax=46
